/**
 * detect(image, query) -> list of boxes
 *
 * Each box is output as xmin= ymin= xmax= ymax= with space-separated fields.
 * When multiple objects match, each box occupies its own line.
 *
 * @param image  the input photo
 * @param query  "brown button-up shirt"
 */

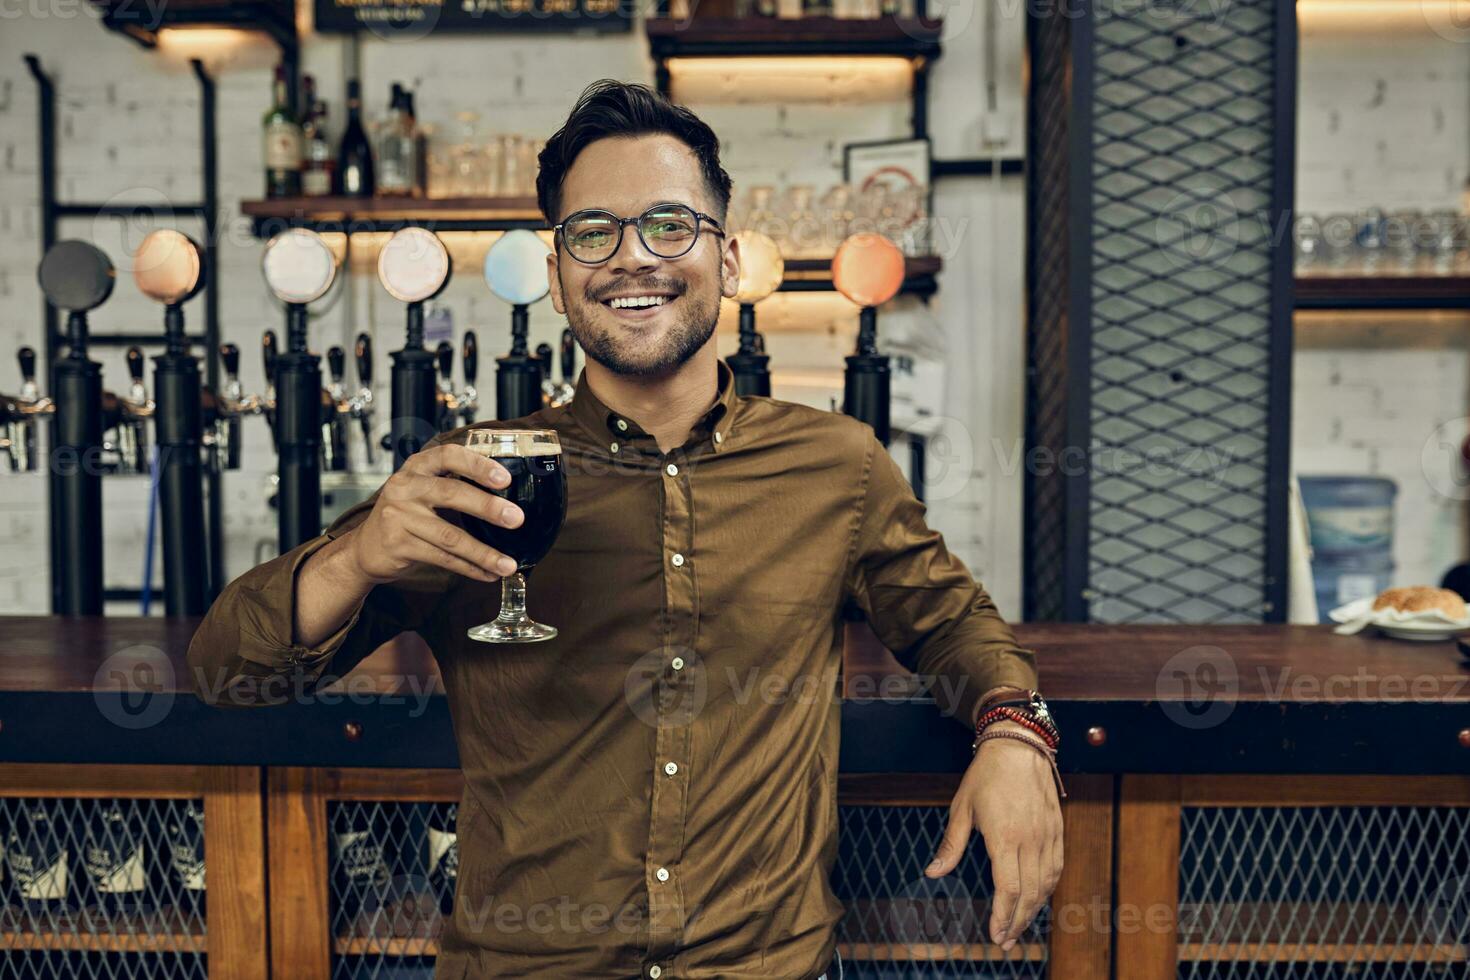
xmin=188 ymin=357 xmax=1037 ymax=979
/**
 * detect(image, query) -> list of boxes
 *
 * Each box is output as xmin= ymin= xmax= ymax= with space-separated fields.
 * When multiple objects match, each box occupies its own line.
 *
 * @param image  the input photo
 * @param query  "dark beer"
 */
xmin=456 ymin=454 xmax=566 ymax=571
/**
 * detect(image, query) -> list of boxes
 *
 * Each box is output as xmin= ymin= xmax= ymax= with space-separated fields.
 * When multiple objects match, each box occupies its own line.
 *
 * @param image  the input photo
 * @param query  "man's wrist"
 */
xmin=310 ymin=528 xmax=378 ymax=599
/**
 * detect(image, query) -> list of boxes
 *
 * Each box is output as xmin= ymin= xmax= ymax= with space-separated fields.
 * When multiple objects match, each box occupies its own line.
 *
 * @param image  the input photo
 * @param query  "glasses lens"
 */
xmin=640 ymin=205 xmax=699 ymax=257
xmin=563 ymin=213 xmax=620 ymax=263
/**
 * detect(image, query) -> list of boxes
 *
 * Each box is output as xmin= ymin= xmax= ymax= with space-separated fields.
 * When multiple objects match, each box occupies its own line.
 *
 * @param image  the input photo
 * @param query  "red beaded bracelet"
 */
xmin=975 ymin=706 xmax=1059 ymax=748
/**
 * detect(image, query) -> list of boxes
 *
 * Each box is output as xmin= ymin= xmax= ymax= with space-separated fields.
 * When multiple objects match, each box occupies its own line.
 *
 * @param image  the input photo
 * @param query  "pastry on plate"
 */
xmin=1371 ymin=586 xmax=1468 ymax=621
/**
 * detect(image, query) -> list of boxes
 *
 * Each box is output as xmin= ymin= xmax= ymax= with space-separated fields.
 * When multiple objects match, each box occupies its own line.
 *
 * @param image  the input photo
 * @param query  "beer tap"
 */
xmin=261 ymin=228 xmax=339 ymax=552
xmin=728 ymin=231 xmax=784 ymax=398
xmin=552 ymin=328 xmax=577 ymax=407
xmin=1 ymin=347 xmax=51 ymax=472
xmin=352 ymin=333 xmax=376 ymax=467
xmin=483 ymin=230 xmax=553 ymax=420
xmin=378 ymin=226 xmax=452 ymax=470
xmin=212 ymin=342 xmax=249 ymax=471
xmin=262 ymin=329 xmax=280 ymax=447
xmin=535 ymin=342 xmax=555 ymax=407
xmin=458 ymin=331 xmax=480 ymax=425
xmin=109 ymin=346 xmax=154 ymax=475
xmin=38 ymin=239 xmax=116 ymax=615
xmin=322 ymin=345 xmax=349 ymax=472
xmin=435 ymin=340 xmax=459 ymax=431
xmin=132 ymin=228 xmax=208 ymax=615
xmin=832 ymin=233 xmax=905 ymax=447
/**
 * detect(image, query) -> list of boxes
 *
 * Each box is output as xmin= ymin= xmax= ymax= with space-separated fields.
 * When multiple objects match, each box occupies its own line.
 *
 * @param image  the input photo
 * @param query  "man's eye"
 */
xmin=571 ymin=229 xmax=612 ymax=246
xmin=647 ymin=221 xmax=694 ymax=238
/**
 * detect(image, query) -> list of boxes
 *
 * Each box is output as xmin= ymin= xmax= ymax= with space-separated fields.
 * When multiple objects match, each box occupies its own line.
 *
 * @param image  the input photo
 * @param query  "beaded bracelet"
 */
xmin=975 ymin=707 xmax=1059 ymax=750
xmin=972 ymin=729 xmax=1068 ymax=800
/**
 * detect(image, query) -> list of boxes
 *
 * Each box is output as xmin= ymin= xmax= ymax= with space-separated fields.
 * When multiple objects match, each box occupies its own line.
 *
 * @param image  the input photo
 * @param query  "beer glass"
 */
xmin=460 ymin=428 xmax=567 ymax=642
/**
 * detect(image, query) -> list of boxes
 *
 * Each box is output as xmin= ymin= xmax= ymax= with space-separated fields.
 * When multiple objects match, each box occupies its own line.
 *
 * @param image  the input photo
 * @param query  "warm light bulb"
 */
xmin=831 ymin=234 xmax=905 ymax=308
xmin=485 ymin=229 xmax=552 ymax=306
xmin=733 ymin=231 xmax=785 ymax=305
xmin=134 ymin=229 xmax=203 ymax=306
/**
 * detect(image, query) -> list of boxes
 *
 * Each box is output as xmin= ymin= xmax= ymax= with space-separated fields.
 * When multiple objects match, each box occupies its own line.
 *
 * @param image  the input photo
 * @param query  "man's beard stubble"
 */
xmin=561 ymin=271 xmax=720 ymax=379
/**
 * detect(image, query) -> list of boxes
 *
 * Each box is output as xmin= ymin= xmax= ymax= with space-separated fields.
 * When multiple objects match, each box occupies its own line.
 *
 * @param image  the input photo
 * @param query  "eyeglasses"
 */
xmin=554 ymin=203 xmax=725 ymax=265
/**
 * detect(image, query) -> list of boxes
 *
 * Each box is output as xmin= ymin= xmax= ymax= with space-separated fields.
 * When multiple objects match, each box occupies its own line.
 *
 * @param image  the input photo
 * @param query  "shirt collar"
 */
xmin=569 ymin=358 xmax=739 ymax=454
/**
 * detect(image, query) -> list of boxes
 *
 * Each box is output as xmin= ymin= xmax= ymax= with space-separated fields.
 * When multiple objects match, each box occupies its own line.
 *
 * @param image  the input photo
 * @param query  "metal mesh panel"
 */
xmin=1179 ymin=806 xmax=1470 ymax=979
xmin=328 ymin=801 xmax=454 ymax=980
xmin=1024 ymin=10 xmax=1075 ymax=622
xmin=1086 ymin=0 xmax=1280 ymax=623
xmin=0 ymin=796 xmax=207 ymax=980
xmin=327 ymin=801 xmax=1044 ymax=979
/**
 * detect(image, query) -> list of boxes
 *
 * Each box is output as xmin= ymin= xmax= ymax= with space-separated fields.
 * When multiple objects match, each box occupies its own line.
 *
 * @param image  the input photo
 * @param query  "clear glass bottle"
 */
xmin=376 ymin=83 xmax=417 ymax=197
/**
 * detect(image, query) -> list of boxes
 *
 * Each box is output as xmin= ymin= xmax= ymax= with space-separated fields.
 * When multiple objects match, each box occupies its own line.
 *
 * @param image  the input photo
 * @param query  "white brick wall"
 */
xmin=0 ymin=5 xmax=1031 ymax=616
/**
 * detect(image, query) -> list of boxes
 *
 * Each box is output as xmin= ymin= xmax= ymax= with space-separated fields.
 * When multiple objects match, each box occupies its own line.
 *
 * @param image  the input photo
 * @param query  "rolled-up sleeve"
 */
xmin=186 ymin=496 xmax=448 ymax=707
xmin=844 ymin=433 xmax=1039 ymax=728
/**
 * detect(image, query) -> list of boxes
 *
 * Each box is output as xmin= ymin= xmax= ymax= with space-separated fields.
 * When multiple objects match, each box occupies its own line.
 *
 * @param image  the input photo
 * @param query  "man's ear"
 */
xmin=547 ymin=250 xmax=565 ymax=314
xmin=722 ymin=233 xmax=741 ymax=300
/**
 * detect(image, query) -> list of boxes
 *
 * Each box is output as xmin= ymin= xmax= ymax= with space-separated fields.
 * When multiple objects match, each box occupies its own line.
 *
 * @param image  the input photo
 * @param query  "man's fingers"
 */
xmin=1005 ymin=840 xmax=1043 ymax=949
xmin=925 ymin=804 xmax=973 ymax=878
xmin=406 ymin=443 xmax=512 ymax=487
xmin=988 ymin=848 xmax=1021 ymax=948
xmin=397 ymin=534 xmax=502 ymax=583
xmin=403 ymin=512 xmax=519 ymax=577
xmin=426 ymin=476 xmax=524 ymax=529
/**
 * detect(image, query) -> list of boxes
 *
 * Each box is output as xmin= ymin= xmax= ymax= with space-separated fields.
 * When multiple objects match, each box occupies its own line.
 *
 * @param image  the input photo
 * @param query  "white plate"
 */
xmin=1375 ymin=621 xmax=1470 ymax=642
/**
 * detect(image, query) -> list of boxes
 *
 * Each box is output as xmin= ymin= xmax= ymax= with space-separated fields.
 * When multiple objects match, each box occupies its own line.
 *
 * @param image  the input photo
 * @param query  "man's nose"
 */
xmin=608 ymin=224 xmax=659 ymax=277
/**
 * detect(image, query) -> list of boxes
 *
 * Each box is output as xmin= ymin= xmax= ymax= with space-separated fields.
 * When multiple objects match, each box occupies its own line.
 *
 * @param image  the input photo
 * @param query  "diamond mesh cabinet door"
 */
xmin=1025 ymin=0 xmax=1295 ymax=623
xmin=1117 ymin=776 xmax=1470 ymax=980
xmin=0 ymin=765 xmax=265 ymax=980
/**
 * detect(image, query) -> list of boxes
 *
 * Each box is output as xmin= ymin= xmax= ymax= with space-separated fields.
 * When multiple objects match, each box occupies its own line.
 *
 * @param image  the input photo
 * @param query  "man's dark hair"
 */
xmin=536 ymin=79 xmax=733 ymax=225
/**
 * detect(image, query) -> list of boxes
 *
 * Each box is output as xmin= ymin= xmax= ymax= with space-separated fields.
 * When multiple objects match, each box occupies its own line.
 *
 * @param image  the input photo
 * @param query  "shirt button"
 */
xmin=610 ymin=442 xmax=619 ymax=453
xmin=671 ymin=553 xmax=685 ymax=567
xmin=616 ymin=419 xmax=628 ymax=432
xmin=663 ymin=761 xmax=678 ymax=776
xmin=665 ymin=463 xmax=679 ymax=476
xmin=671 ymin=656 xmax=685 ymax=670
xmin=655 ymin=867 xmax=670 ymax=882
xmin=649 ymin=968 xmax=662 ymax=979
xmin=714 ymin=431 xmax=723 ymax=444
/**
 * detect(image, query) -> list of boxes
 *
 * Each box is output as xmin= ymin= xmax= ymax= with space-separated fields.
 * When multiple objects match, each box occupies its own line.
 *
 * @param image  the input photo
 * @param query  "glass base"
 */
xmin=467 ymin=620 xmax=558 ymax=644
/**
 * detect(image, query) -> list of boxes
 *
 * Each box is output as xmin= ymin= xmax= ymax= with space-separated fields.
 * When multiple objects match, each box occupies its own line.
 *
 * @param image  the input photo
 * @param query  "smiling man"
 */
xmin=189 ymin=80 xmax=1062 ymax=979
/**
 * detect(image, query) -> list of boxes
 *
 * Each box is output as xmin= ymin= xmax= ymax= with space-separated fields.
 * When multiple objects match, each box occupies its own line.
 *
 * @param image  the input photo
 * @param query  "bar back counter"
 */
xmin=1 ymin=617 xmax=1467 ymax=979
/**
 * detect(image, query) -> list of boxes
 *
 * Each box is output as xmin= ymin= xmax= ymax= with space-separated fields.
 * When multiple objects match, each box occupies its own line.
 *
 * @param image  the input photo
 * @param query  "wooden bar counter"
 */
xmin=0 ymin=617 xmax=1467 ymax=980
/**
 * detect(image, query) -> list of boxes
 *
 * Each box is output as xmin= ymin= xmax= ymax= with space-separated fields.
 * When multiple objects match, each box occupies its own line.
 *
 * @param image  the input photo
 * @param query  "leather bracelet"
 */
xmin=976 ymin=708 xmax=1059 ymax=749
xmin=979 ymin=686 xmax=1033 ymax=711
xmin=972 ymin=730 xmax=1068 ymax=800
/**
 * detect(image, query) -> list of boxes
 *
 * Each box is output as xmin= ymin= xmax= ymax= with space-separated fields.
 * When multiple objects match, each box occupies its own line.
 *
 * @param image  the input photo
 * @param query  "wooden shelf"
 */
xmin=1295 ymin=272 xmax=1470 ymax=310
xmin=2 ymin=921 xmax=206 ymax=953
xmin=334 ymin=935 xmax=1045 ymax=963
xmin=1176 ymin=901 xmax=1466 ymax=963
xmin=241 ymin=196 xmax=545 ymax=236
xmin=1178 ymin=941 xmax=1467 ymax=963
xmin=778 ymin=254 xmax=940 ymax=297
xmin=646 ymin=16 xmax=943 ymax=59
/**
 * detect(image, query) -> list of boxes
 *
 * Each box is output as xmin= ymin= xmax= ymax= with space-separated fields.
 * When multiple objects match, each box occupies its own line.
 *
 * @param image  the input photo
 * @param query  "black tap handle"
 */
xmin=436 ymin=341 xmax=453 ymax=381
xmin=535 ymin=343 xmax=553 ymax=379
xmin=262 ymin=330 xmax=278 ymax=386
xmin=219 ymin=342 xmax=240 ymax=378
xmin=355 ymin=333 xmax=373 ymax=386
xmin=126 ymin=346 xmax=145 ymax=384
xmin=560 ymin=328 xmax=575 ymax=381
xmin=327 ymin=345 xmax=346 ymax=383
xmin=463 ymin=331 xmax=478 ymax=385
xmin=18 ymin=346 xmax=37 ymax=384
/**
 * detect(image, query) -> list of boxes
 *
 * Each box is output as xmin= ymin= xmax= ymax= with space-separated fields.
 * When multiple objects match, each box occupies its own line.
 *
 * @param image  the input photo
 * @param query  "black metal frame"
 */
xmin=96 ymin=0 xmax=298 ymax=58
xmin=247 ymin=215 xmax=545 ymax=237
xmin=26 ymin=55 xmax=226 ymax=610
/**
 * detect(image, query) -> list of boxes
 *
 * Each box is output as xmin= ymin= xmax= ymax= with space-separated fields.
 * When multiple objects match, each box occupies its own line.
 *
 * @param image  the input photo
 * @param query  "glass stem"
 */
xmin=496 ymin=571 xmax=529 ymax=625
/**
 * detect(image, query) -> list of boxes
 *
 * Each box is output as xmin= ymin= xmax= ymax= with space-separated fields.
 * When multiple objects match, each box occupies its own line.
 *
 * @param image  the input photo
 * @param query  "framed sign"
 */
xmin=314 ymin=0 xmax=634 ymax=35
xmin=843 ymin=137 xmax=932 ymax=257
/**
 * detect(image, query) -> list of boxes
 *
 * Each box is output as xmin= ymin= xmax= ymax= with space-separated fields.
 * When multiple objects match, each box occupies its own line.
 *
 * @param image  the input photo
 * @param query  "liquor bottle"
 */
xmin=426 ymin=804 xmax=459 ymax=915
xmin=4 ymin=801 xmax=69 ymax=914
xmin=377 ymin=83 xmax=417 ymax=197
xmin=164 ymin=801 xmax=206 ymax=921
xmin=332 ymin=806 xmax=393 ymax=926
xmin=405 ymin=88 xmax=429 ymax=198
xmin=302 ymin=98 xmax=335 ymax=198
xmin=262 ymin=63 xmax=303 ymax=199
xmin=83 ymin=799 xmax=150 ymax=918
xmin=336 ymin=79 xmax=376 ymax=198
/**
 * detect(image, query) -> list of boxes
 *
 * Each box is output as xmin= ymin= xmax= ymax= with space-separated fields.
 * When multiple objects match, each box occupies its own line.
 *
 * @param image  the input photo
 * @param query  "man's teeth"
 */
xmin=608 ymin=295 xmax=669 ymax=309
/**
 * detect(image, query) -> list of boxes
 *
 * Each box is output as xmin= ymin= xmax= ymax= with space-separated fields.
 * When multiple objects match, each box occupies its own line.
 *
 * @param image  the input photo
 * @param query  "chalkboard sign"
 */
xmin=314 ymin=0 xmax=634 ymax=35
